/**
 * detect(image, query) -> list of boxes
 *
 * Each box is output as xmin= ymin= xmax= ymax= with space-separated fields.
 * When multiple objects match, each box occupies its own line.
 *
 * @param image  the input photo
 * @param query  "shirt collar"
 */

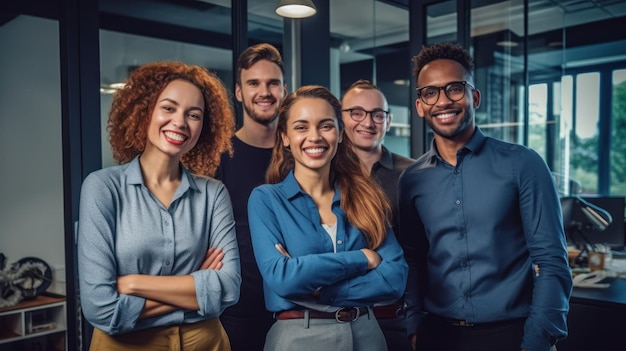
xmin=425 ymin=127 xmax=487 ymax=162
xmin=376 ymin=146 xmax=394 ymax=171
xmin=124 ymin=155 xmax=198 ymax=193
xmin=280 ymin=170 xmax=340 ymax=202
xmin=463 ymin=127 xmax=486 ymax=154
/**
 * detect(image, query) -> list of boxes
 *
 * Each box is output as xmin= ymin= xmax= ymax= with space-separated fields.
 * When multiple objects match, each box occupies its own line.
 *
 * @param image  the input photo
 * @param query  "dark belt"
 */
xmin=428 ymin=313 xmax=526 ymax=328
xmin=373 ymin=304 xmax=404 ymax=319
xmin=275 ymin=307 xmax=369 ymax=323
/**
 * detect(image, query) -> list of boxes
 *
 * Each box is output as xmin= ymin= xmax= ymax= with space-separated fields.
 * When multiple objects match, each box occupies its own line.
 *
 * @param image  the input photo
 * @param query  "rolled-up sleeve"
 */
xmin=192 ymin=183 xmax=241 ymax=316
xmin=77 ymin=173 xmax=146 ymax=334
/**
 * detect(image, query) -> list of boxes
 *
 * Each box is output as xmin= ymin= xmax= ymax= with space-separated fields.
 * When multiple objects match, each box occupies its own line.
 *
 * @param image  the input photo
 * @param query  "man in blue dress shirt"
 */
xmin=398 ymin=42 xmax=572 ymax=351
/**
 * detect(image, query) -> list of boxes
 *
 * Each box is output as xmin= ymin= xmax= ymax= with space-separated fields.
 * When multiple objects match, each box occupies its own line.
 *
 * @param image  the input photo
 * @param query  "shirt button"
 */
xmin=454 ymin=169 xmax=460 ymax=174
xmin=164 ymin=221 xmax=169 ymax=226
xmin=455 ymin=200 xmax=461 ymax=205
xmin=337 ymin=240 xmax=343 ymax=245
xmin=165 ymin=260 xmax=170 ymax=266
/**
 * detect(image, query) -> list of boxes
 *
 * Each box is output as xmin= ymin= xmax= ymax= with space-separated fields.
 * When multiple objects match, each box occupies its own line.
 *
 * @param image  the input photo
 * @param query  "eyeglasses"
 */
xmin=342 ymin=108 xmax=389 ymax=124
xmin=416 ymin=81 xmax=474 ymax=106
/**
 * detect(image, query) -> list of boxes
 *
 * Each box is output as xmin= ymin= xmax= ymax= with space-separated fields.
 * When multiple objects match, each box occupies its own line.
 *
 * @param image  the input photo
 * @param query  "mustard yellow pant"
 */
xmin=89 ymin=318 xmax=231 ymax=351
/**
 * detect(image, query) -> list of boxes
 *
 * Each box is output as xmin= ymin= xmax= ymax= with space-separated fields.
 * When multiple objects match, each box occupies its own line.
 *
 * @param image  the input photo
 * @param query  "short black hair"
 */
xmin=412 ymin=42 xmax=474 ymax=82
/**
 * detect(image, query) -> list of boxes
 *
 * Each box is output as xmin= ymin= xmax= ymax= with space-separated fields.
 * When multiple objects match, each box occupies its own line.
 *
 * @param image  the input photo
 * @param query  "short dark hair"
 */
xmin=412 ymin=42 xmax=474 ymax=82
xmin=236 ymin=43 xmax=284 ymax=85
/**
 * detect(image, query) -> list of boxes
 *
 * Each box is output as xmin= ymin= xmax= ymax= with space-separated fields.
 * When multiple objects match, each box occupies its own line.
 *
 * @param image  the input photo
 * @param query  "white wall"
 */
xmin=0 ymin=15 xmax=66 ymax=294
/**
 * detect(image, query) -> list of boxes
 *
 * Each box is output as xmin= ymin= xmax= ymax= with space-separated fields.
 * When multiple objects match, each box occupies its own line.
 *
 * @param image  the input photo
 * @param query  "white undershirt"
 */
xmin=322 ymin=222 xmax=338 ymax=253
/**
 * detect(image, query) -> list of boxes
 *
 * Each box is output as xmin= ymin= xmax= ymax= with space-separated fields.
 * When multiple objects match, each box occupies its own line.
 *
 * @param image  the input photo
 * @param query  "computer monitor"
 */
xmin=567 ymin=196 xmax=626 ymax=249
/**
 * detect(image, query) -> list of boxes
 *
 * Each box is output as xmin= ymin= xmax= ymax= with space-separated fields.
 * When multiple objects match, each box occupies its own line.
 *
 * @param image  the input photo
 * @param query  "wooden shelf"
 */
xmin=0 ymin=293 xmax=66 ymax=349
xmin=0 ymin=294 xmax=65 ymax=313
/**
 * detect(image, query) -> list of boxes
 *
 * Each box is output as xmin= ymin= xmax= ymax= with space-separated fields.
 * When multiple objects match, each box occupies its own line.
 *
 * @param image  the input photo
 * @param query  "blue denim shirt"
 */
xmin=399 ymin=128 xmax=572 ymax=351
xmin=77 ymin=156 xmax=241 ymax=334
xmin=248 ymin=171 xmax=408 ymax=313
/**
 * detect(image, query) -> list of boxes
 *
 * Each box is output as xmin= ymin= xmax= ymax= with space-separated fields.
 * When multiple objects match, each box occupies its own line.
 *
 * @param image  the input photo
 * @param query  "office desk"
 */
xmin=558 ymin=277 xmax=625 ymax=351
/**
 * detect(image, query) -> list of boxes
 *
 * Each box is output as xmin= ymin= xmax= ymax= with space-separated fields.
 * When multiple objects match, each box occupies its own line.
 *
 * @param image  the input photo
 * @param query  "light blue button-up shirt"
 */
xmin=248 ymin=171 xmax=408 ymax=313
xmin=399 ymin=128 xmax=572 ymax=351
xmin=77 ymin=156 xmax=241 ymax=335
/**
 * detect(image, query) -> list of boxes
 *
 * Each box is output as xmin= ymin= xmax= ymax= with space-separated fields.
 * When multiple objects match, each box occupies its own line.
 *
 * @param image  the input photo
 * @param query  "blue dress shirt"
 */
xmin=77 ymin=156 xmax=241 ymax=335
xmin=248 ymin=171 xmax=408 ymax=313
xmin=398 ymin=128 xmax=572 ymax=351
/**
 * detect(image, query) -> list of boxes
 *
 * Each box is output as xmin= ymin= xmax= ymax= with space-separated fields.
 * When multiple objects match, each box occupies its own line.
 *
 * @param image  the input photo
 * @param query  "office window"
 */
xmin=529 ymin=83 xmax=548 ymax=159
xmin=568 ymin=73 xmax=600 ymax=194
xmin=470 ymin=0 xmax=525 ymax=144
xmin=612 ymin=69 xmax=626 ymax=196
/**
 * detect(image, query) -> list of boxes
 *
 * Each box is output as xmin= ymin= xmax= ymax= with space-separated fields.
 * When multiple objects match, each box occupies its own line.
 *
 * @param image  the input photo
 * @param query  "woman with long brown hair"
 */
xmin=248 ymin=85 xmax=407 ymax=351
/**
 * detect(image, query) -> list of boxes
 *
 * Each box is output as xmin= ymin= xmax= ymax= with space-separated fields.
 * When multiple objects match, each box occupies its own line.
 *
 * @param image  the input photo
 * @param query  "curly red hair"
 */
xmin=107 ymin=61 xmax=235 ymax=176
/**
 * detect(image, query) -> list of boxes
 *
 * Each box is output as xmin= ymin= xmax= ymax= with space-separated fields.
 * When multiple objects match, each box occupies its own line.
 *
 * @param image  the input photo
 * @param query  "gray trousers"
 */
xmin=264 ymin=307 xmax=387 ymax=351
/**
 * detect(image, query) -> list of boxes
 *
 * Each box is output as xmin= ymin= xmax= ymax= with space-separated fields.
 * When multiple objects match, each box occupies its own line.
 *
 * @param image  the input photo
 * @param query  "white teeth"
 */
xmin=305 ymin=148 xmax=326 ymax=154
xmin=435 ymin=112 xmax=456 ymax=119
xmin=164 ymin=131 xmax=187 ymax=141
xmin=357 ymin=130 xmax=375 ymax=135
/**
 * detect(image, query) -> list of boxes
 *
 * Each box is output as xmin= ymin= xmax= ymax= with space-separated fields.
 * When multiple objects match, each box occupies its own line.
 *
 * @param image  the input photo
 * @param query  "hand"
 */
xmin=116 ymin=274 xmax=136 ymax=295
xmin=275 ymin=243 xmax=292 ymax=258
xmin=198 ymin=247 xmax=224 ymax=270
xmin=410 ymin=334 xmax=416 ymax=350
xmin=360 ymin=248 xmax=381 ymax=270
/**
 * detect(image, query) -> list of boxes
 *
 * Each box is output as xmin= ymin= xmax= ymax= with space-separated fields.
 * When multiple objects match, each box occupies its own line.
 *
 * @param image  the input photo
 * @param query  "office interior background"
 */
xmin=1 ymin=0 xmax=625 ymax=350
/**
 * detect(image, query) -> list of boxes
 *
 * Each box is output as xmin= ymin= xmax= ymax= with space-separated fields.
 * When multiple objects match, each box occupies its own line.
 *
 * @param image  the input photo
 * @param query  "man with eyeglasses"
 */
xmin=341 ymin=80 xmax=415 ymax=351
xmin=398 ymin=42 xmax=572 ymax=351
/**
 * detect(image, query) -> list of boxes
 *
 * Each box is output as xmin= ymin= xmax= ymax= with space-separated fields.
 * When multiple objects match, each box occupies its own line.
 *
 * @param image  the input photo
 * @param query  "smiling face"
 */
xmin=235 ymin=59 xmax=287 ymax=126
xmin=416 ymin=59 xmax=480 ymax=144
xmin=341 ymin=87 xmax=390 ymax=153
xmin=281 ymin=97 xmax=342 ymax=176
xmin=144 ymin=79 xmax=205 ymax=159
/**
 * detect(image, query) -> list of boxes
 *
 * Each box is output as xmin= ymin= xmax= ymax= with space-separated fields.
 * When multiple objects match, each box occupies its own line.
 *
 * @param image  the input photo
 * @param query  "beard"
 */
xmin=242 ymin=96 xmax=279 ymax=126
xmin=427 ymin=110 xmax=473 ymax=140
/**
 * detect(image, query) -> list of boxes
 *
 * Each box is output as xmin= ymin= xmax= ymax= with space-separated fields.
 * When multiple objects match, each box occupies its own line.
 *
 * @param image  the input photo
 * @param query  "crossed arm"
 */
xmin=116 ymin=247 xmax=225 ymax=318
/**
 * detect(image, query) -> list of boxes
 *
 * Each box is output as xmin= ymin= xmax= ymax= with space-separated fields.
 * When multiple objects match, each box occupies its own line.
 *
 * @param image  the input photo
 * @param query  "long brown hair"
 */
xmin=107 ymin=61 xmax=235 ymax=176
xmin=266 ymin=85 xmax=391 ymax=249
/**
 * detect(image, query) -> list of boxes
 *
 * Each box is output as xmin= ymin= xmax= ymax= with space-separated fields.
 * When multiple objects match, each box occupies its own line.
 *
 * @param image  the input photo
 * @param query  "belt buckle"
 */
xmin=394 ymin=305 xmax=403 ymax=317
xmin=452 ymin=320 xmax=474 ymax=327
xmin=335 ymin=307 xmax=360 ymax=323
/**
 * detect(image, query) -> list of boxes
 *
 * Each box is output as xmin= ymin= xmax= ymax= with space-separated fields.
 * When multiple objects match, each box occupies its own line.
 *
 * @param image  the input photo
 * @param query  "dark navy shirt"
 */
xmin=398 ymin=128 xmax=572 ymax=351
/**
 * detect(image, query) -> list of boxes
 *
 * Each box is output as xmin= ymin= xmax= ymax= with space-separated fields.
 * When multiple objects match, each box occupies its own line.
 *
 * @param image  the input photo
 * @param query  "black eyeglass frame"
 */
xmin=415 ymin=81 xmax=475 ymax=106
xmin=341 ymin=108 xmax=390 ymax=124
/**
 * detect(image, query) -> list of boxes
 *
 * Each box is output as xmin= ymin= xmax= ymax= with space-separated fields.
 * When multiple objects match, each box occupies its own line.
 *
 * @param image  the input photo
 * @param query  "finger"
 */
xmin=275 ymin=243 xmax=292 ymax=258
xmin=208 ymin=252 xmax=225 ymax=270
xmin=201 ymin=248 xmax=223 ymax=270
xmin=205 ymin=247 xmax=216 ymax=259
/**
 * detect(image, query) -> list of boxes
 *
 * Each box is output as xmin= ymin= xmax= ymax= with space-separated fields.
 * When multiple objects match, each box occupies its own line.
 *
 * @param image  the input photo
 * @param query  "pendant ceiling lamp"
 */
xmin=275 ymin=0 xmax=317 ymax=18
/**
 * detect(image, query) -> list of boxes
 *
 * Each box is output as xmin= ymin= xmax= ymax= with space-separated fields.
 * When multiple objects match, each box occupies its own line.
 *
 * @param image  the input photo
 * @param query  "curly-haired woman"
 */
xmin=77 ymin=61 xmax=240 ymax=350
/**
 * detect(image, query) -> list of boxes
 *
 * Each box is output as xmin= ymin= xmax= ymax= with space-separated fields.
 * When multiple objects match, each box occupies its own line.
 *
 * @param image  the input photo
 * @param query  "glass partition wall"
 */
xmin=2 ymin=1 xmax=625 ymax=349
xmin=418 ymin=0 xmax=626 ymax=202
